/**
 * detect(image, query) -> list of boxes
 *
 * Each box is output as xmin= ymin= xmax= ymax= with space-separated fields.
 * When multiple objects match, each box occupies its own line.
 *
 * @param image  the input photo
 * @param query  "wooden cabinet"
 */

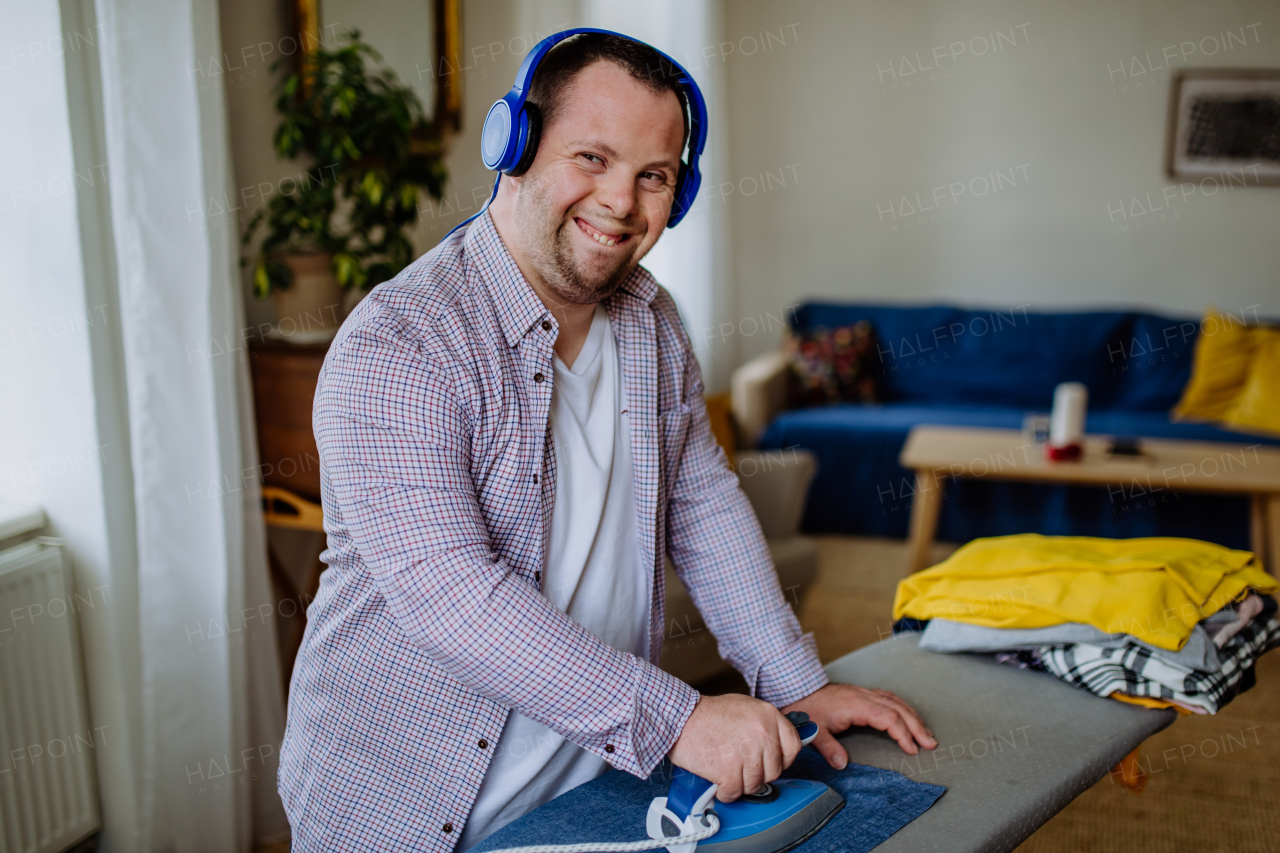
xmin=249 ymin=340 xmax=329 ymax=502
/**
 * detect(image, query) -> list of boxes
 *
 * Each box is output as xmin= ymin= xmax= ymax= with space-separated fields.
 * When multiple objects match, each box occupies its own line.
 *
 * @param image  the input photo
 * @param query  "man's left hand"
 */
xmin=781 ymin=683 xmax=937 ymax=769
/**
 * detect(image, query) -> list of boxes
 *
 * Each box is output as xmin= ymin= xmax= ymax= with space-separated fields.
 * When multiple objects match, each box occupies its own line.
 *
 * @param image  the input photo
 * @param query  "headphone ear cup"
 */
xmin=668 ymin=161 xmax=696 ymax=227
xmin=507 ymin=102 xmax=543 ymax=177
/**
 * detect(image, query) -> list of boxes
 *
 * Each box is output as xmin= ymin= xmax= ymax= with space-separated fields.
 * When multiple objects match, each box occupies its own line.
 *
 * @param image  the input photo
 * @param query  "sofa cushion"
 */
xmin=786 ymin=320 xmax=883 ymax=406
xmin=1221 ymin=330 xmax=1280 ymax=438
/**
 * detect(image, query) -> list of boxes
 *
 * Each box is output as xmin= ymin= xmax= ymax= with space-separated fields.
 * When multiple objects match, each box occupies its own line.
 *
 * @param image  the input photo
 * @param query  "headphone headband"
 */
xmin=479 ymin=28 xmax=707 ymax=228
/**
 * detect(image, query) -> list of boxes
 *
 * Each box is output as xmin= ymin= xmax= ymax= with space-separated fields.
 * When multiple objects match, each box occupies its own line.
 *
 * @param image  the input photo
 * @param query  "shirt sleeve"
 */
xmin=662 ymin=319 xmax=829 ymax=708
xmin=314 ymin=309 xmax=699 ymax=778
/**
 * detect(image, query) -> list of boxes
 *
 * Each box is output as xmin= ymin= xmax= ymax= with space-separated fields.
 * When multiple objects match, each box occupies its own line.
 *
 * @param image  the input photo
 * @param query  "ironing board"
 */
xmin=476 ymin=633 xmax=1175 ymax=853
xmin=826 ymin=633 xmax=1176 ymax=852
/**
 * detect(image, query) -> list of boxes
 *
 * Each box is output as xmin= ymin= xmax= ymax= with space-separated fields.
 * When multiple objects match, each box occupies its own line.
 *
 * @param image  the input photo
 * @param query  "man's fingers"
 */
xmin=742 ymin=743 xmax=765 ymax=797
xmin=868 ymin=704 xmax=919 ymax=755
xmin=869 ymin=692 xmax=937 ymax=748
xmin=762 ymin=727 xmax=784 ymax=784
xmin=810 ymin=730 xmax=848 ymax=770
xmin=717 ymin=763 xmax=744 ymax=802
xmin=865 ymin=691 xmax=936 ymax=742
xmin=778 ymin=714 xmax=802 ymax=767
xmin=890 ymin=701 xmax=937 ymax=749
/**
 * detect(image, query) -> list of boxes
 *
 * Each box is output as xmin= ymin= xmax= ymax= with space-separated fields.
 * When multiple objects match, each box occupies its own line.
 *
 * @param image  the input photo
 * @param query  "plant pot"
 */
xmin=270 ymin=253 xmax=345 ymax=345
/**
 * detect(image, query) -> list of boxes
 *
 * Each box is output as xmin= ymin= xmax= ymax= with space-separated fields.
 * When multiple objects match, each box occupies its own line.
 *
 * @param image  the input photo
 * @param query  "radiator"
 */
xmin=0 ymin=540 xmax=101 ymax=852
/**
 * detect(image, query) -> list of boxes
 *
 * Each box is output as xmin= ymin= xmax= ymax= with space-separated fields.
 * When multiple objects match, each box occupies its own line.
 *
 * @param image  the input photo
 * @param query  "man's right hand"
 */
xmin=668 ymin=693 xmax=802 ymax=803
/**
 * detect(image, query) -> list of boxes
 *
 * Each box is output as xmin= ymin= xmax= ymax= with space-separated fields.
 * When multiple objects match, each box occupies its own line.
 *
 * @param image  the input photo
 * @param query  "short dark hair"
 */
xmin=526 ymin=33 xmax=690 ymax=152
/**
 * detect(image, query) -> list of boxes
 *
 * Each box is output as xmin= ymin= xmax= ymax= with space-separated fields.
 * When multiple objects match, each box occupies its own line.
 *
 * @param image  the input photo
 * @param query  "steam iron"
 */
xmin=646 ymin=713 xmax=844 ymax=853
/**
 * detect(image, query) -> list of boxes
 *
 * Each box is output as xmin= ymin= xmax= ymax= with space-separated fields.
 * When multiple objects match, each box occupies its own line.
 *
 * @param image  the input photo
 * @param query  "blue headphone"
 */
xmin=448 ymin=28 xmax=707 ymax=240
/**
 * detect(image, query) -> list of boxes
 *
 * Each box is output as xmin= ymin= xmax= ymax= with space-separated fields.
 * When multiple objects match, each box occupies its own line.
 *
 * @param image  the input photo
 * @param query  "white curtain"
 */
xmin=92 ymin=0 xmax=288 ymax=848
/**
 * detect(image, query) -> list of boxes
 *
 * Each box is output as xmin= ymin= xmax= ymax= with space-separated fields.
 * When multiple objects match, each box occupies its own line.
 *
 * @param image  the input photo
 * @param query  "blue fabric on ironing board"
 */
xmin=469 ymin=749 xmax=945 ymax=853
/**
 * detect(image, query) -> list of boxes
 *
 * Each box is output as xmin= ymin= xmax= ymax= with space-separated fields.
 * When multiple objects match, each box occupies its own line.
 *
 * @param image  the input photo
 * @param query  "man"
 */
xmin=279 ymin=33 xmax=935 ymax=852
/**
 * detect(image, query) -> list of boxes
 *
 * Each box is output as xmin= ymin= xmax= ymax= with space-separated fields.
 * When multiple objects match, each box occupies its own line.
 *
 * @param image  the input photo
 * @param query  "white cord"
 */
xmin=484 ymin=811 xmax=720 ymax=853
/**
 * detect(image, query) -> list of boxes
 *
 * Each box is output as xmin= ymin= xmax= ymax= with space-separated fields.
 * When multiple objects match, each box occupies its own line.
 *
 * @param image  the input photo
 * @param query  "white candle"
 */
xmin=1050 ymin=382 xmax=1088 ymax=448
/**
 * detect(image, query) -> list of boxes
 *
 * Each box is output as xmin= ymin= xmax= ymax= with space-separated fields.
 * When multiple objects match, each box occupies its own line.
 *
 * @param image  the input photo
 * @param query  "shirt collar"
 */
xmin=466 ymin=210 xmax=660 ymax=348
xmin=466 ymin=211 xmax=549 ymax=349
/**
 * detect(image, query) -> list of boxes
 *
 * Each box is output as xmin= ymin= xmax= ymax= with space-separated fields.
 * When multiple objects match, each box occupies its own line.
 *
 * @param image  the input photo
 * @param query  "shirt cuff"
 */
xmin=747 ymin=632 xmax=830 ymax=708
xmin=591 ymin=657 xmax=701 ymax=778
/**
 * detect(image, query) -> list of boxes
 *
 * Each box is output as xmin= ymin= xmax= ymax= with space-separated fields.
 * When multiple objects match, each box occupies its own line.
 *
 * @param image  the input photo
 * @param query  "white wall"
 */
xmin=726 ymin=0 xmax=1280 ymax=363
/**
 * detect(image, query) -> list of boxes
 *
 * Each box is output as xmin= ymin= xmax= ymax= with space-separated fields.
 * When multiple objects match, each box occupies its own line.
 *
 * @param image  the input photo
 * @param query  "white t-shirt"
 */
xmin=457 ymin=306 xmax=649 ymax=851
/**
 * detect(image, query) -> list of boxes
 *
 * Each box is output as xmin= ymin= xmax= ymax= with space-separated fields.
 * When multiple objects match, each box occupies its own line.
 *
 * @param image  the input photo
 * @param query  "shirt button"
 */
xmin=533 ymin=372 xmax=545 ymax=383
xmin=605 ymin=744 xmax=615 ymax=753
xmin=535 ymin=571 xmax=541 ymax=583
xmin=443 ymin=824 xmax=453 ymax=833
xmin=478 ymin=739 xmax=488 ymax=749
xmin=541 ymin=321 xmax=552 ymax=331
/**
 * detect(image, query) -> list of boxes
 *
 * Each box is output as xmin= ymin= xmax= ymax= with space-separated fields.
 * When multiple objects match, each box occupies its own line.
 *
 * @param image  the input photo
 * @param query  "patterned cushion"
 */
xmin=785 ymin=320 xmax=882 ymax=407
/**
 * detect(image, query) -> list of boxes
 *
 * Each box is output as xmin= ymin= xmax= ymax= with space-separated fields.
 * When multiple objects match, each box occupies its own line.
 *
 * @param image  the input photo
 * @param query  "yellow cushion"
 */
xmin=1222 ymin=330 xmax=1280 ymax=437
xmin=1173 ymin=308 xmax=1260 ymax=422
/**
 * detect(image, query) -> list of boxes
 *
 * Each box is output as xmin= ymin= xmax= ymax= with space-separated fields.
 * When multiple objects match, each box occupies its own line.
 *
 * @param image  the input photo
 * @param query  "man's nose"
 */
xmin=593 ymin=170 xmax=638 ymax=221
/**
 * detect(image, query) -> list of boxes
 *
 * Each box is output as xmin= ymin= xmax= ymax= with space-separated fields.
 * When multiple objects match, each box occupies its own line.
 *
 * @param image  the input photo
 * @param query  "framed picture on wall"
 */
xmin=289 ymin=0 xmax=463 ymax=141
xmin=1165 ymin=69 xmax=1280 ymax=184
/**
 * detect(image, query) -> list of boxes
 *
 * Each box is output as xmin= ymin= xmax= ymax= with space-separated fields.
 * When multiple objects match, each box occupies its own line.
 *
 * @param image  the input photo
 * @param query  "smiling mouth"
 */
xmin=575 ymin=217 xmax=632 ymax=247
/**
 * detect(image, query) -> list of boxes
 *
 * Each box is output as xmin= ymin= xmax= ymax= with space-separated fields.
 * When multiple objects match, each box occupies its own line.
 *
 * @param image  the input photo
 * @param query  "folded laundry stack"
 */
xmin=893 ymin=535 xmax=1280 ymax=715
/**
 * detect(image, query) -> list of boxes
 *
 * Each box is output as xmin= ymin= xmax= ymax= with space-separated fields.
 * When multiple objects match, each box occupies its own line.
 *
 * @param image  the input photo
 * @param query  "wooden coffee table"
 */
xmin=900 ymin=425 xmax=1280 ymax=574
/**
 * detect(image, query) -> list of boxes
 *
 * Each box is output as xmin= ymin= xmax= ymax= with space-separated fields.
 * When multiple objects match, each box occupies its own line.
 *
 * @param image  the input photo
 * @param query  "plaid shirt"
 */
xmin=278 ymin=212 xmax=827 ymax=853
xmin=1037 ymin=604 xmax=1280 ymax=714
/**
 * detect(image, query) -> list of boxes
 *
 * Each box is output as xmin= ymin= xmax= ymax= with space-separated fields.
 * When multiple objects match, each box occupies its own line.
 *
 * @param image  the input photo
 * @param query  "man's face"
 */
xmin=508 ymin=60 xmax=686 ymax=305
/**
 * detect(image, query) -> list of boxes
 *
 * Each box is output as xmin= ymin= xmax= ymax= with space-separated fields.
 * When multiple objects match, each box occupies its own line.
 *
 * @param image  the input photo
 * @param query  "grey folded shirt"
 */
xmin=919 ymin=619 xmax=1221 ymax=673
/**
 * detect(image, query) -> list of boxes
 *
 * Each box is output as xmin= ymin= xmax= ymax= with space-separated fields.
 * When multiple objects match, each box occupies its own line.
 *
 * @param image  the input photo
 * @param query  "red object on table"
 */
xmin=1047 ymin=443 xmax=1082 ymax=462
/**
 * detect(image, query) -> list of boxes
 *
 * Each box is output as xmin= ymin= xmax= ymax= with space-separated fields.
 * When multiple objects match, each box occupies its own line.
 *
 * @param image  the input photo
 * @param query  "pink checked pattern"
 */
xmin=278 ymin=212 xmax=828 ymax=852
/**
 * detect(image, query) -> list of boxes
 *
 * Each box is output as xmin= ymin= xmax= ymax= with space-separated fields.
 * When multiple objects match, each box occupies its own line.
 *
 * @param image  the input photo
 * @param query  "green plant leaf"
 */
xmin=333 ymin=252 xmax=357 ymax=287
xmin=362 ymin=170 xmax=384 ymax=205
xmin=399 ymin=182 xmax=418 ymax=210
xmin=253 ymin=260 xmax=271 ymax=299
xmin=239 ymin=28 xmax=447 ymax=296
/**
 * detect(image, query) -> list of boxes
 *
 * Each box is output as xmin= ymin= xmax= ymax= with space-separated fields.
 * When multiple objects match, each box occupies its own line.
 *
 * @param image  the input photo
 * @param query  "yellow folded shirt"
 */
xmin=893 ymin=534 xmax=1277 ymax=651
xmin=1108 ymin=692 xmax=1195 ymax=717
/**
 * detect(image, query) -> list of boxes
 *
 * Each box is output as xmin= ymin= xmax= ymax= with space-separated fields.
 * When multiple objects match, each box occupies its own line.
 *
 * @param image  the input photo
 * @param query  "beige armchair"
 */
xmin=729 ymin=348 xmax=793 ymax=448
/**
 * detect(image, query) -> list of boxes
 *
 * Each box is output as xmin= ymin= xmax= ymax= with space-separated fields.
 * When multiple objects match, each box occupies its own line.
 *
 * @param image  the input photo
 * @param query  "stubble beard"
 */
xmin=515 ymin=170 xmax=639 ymax=307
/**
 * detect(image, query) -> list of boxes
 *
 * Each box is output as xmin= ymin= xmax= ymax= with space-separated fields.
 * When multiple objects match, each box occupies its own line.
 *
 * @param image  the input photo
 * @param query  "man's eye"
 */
xmin=580 ymin=153 xmax=604 ymax=165
xmin=641 ymin=172 xmax=666 ymax=184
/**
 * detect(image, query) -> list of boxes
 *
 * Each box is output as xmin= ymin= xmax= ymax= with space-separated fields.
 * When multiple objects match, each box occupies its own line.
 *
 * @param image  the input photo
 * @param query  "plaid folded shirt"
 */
xmin=277 ymin=212 xmax=828 ymax=852
xmin=1036 ymin=603 xmax=1280 ymax=714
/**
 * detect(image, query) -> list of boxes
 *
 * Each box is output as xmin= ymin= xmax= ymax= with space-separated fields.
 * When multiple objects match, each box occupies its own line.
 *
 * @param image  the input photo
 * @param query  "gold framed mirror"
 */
xmin=289 ymin=0 xmax=462 ymax=141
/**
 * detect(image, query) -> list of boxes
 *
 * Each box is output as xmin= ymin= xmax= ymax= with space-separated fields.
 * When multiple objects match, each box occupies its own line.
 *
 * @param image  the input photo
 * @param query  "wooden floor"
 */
xmin=794 ymin=535 xmax=1280 ymax=853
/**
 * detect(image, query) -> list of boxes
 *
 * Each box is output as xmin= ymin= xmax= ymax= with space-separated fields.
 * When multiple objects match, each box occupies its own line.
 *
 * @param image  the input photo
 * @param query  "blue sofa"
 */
xmin=736 ymin=303 xmax=1278 ymax=550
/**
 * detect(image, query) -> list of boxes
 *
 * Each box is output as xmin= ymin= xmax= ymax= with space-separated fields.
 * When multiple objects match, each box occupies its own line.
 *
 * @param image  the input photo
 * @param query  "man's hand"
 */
xmin=782 ymin=684 xmax=936 ymax=769
xmin=668 ymin=694 xmax=802 ymax=803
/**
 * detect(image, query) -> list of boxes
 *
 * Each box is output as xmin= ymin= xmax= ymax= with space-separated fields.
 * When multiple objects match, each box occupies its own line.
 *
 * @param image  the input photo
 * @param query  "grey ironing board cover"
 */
xmin=827 ymin=633 xmax=1176 ymax=852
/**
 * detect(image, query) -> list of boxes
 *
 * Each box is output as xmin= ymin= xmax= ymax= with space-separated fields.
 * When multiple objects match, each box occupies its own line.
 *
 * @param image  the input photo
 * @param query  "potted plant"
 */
xmin=243 ymin=29 xmax=448 ymax=342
